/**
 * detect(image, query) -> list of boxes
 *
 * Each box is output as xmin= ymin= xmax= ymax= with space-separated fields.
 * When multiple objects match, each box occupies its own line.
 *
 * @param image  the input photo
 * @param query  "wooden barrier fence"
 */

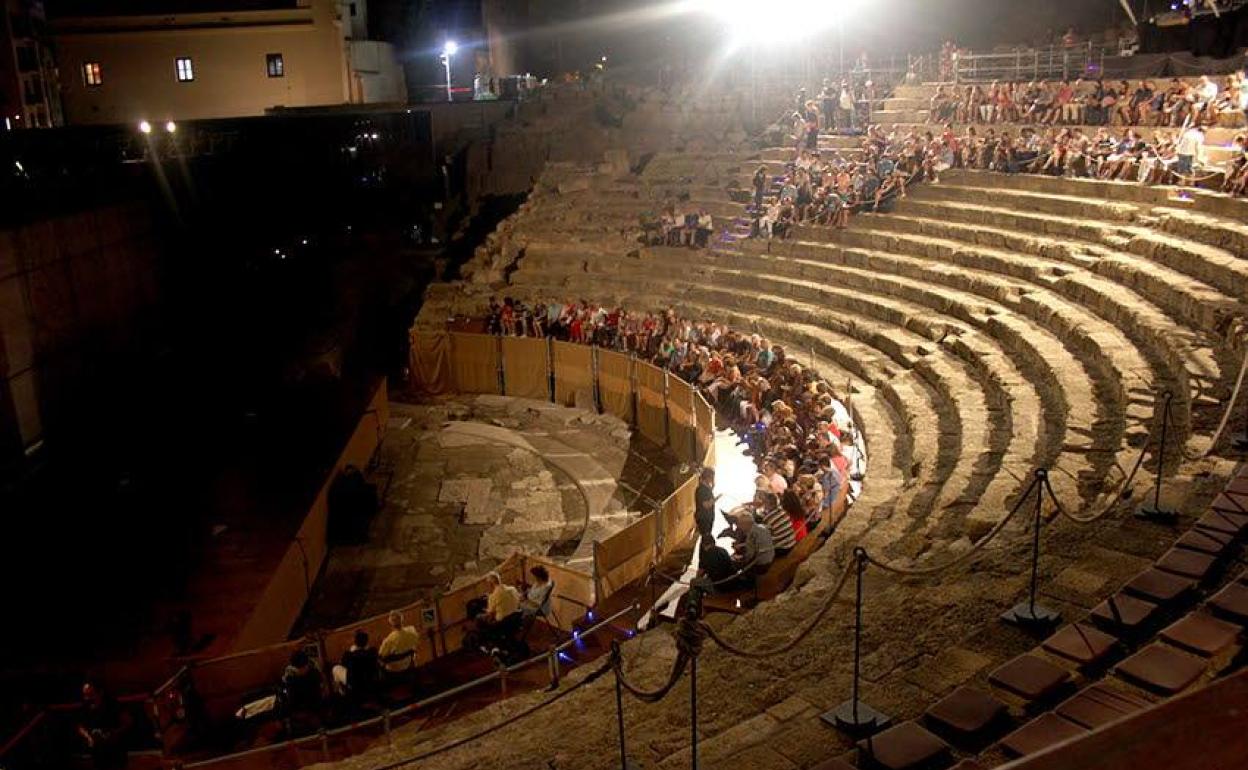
xmin=2 ymin=337 xmax=718 ymax=770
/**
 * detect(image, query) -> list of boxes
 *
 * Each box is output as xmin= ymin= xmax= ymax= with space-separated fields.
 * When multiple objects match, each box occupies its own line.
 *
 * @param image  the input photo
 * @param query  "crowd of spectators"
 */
xmin=770 ymin=74 xmax=1248 ymax=199
xmin=918 ymin=120 xmax=1248 ymax=192
xmin=484 ymin=297 xmax=860 ymax=592
xmin=753 ymin=123 xmax=922 ymax=238
xmin=650 ymin=206 xmax=715 ymax=247
xmin=929 ymin=75 xmax=1248 ymax=130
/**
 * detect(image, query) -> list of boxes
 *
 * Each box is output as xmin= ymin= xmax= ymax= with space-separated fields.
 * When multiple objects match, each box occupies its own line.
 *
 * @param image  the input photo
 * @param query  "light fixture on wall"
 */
xmin=440 ymin=40 xmax=458 ymax=103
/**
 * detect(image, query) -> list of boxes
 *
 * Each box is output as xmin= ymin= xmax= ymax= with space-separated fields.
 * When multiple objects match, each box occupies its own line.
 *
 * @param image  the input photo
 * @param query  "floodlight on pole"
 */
xmin=165 ymin=121 xmax=177 ymax=134
xmin=441 ymin=40 xmax=458 ymax=102
xmin=138 ymin=120 xmax=152 ymax=134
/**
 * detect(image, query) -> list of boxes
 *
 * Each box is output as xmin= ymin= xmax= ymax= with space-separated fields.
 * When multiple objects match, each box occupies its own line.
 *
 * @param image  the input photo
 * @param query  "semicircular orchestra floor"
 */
xmin=297 ymin=395 xmax=684 ymax=630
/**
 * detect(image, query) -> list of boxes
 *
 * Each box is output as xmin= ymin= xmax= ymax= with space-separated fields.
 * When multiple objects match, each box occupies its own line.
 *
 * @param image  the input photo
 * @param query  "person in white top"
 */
xmin=484 ymin=571 xmax=521 ymax=622
xmin=1191 ymin=75 xmax=1218 ymax=124
xmin=378 ymin=611 xmax=420 ymax=674
xmin=1175 ymin=125 xmax=1205 ymax=177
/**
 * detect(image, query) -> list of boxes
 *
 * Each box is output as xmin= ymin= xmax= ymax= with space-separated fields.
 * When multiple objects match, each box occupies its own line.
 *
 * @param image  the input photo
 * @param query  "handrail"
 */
xmin=179 ymin=606 xmax=636 ymax=769
xmin=151 ymin=665 xmax=189 ymax=698
xmin=0 ymin=710 xmax=46 ymax=757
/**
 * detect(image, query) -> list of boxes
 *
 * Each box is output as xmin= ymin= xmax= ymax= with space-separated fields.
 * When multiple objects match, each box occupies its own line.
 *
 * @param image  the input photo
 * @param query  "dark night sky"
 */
xmin=44 ymin=1 xmax=1141 ymax=59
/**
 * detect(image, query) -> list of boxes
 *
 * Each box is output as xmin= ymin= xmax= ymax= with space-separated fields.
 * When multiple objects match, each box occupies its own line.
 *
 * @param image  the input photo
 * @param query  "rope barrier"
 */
xmin=612 ymin=613 xmax=704 ymax=702
xmin=1184 ymin=343 xmax=1248 ymax=461
xmin=368 ymin=658 xmax=614 ymax=770
xmin=859 ymin=472 xmax=1042 ymax=577
xmin=1045 ymin=440 xmax=1149 ymax=524
xmin=698 ymin=557 xmax=855 ymax=658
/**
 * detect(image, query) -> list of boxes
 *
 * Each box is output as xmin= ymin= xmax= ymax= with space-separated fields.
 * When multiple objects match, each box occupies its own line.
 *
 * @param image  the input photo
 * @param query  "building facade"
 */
xmin=1 ymin=0 xmax=62 ymax=128
xmin=50 ymin=0 xmax=405 ymax=126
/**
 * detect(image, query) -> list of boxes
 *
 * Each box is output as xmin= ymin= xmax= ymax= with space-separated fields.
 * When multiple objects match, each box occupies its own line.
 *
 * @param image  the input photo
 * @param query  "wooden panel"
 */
xmin=597 ymin=350 xmax=634 ymax=423
xmin=552 ymin=341 xmax=593 ymax=408
xmin=408 ymin=330 xmax=452 ymax=395
xmin=659 ymin=476 xmax=699 ymax=560
xmin=695 ymin=393 xmax=716 ymax=464
xmin=594 ymin=514 xmax=658 ymax=599
xmin=667 ymin=376 xmax=696 ymax=463
xmin=450 ymin=332 xmax=500 ymax=394
xmin=636 ymin=363 xmax=667 ymax=446
xmin=502 ymin=336 xmax=550 ymax=401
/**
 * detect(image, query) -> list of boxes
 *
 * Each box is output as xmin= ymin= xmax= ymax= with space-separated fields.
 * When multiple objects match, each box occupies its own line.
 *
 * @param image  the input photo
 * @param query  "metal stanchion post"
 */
xmin=1002 ymin=469 xmax=1061 ymax=630
xmin=1232 ymin=392 xmax=1248 ymax=452
xmin=690 ymin=654 xmax=699 ymax=770
xmin=611 ymin=642 xmax=637 ymax=770
xmin=1137 ymin=391 xmax=1179 ymax=523
xmin=547 ymin=647 xmax=561 ymax=691
xmin=822 ymin=548 xmax=890 ymax=735
xmin=685 ymin=577 xmax=707 ymax=770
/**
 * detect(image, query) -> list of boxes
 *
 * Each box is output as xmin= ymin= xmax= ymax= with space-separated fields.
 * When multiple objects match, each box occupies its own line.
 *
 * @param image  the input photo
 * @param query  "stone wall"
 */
xmin=0 ymin=201 xmax=160 ymax=467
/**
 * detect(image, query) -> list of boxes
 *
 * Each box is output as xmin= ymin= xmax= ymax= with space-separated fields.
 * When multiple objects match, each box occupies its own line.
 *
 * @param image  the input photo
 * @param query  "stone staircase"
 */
xmin=842 ymin=465 xmax=1248 ymax=770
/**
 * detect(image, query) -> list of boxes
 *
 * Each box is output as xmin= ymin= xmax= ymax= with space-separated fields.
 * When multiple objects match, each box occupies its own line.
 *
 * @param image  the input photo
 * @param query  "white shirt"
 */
xmin=1177 ymin=128 xmax=1204 ymax=160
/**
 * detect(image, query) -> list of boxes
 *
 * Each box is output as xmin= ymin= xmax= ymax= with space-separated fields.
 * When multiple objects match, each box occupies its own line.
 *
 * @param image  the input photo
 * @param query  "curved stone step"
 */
xmin=1117 ymin=227 xmax=1248 ymax=309
xmin=841 ymin=213 xmax=1226 ymax=413
xmin=910 ymin=180 xmax=1141 ymax=222
xmin=513 ymin=254 xmax=1053 ymax=536
xmin=510 ymin=268 xmax=1002 ymax=518
xmin=939 ymin=169 xmax=1248 ymax=220
xmin=1150 ymin=207 xmax=1248 ymax=257
xmin=516 ymin=238 xmax=1124 ymax=511
xmin=506 ymin=278 xmax=946 ymax=509
xmin=753 ymin=236 xmax=1159 ymax=434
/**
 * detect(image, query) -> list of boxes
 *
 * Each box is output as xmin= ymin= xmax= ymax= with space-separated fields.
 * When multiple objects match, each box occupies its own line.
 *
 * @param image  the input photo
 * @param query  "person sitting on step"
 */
xmin=378 ymin=611 xmax=420 ymax=677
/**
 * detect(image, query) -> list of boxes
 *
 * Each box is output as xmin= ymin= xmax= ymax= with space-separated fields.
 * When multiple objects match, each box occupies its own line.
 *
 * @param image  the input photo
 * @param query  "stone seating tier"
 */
xmin=514 ymin=237 xmax=1198 ymax=511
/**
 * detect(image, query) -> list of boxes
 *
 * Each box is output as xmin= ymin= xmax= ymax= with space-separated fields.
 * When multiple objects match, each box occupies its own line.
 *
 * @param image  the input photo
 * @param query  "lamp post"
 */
xmin=441 ymin=40 xmax=458 ymax=103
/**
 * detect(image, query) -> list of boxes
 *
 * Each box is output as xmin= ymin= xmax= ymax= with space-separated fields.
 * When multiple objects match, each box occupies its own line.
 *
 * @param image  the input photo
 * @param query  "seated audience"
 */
xmin=281 ymin=650 xmax=325 ymax=724
xmin=731 ymin=513 xmax=775 ymax=575
xmin=521 ymin=565 xmax=555 ymax=625
xmin=334 ymin=631 xmax=380 ymax=704
xmin=699 ymin=536 xmax=738 ymax=588
xmin=77 ymin=682 xmax=131 ymax=770
xmin=378 ymin=611 xmax=420 ymax=676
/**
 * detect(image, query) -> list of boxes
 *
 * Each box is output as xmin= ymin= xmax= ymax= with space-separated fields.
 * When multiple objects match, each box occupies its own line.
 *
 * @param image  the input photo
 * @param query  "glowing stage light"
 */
xmin=685 ymin=0 xmax=850 ymax=44
xmin=138 ymin=120 xmax=152 ymax=134
xmin=165 ymin=121 xmax=177 ymax=134
xmin=442 ymin=40 xmax=458 ymax=56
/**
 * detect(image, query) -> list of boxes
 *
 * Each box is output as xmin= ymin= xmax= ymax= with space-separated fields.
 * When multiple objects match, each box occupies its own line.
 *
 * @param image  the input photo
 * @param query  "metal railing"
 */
xmin=180 ymin=604 xmax=638 ymax=769
xmin=947 ymin=42 xmax=1119 ymax=84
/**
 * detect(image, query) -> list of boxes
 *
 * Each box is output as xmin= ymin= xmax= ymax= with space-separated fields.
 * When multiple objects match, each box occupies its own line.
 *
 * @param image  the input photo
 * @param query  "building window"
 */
xmin=266 ymin=53 xmax=284 ymax=78
xmin=83 ymin=61 xmax=103 ymax=87
xmin=16 ymin=46 xmax=37 ymax=73
xmin=175 ymin=57 xmax=194 ymax=82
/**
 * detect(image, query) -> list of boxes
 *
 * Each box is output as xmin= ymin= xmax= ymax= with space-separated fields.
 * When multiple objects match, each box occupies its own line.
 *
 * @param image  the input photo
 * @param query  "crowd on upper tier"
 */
xmin=484 ymin=297 xmax=860 ymax=589
xmin=922 ymin=123 xmax=1248 ymax=192
xmin=929 ymin=75 xmax=1248 ymax=129
xmin=752 ymin=124 xmax=920 ymax=238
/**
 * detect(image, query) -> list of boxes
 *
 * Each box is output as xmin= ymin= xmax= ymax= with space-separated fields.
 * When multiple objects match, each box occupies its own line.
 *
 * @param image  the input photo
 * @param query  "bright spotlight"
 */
xmin=138 ymin=120 xmax=152 ymax=134
xmin=165 ymin=121 xmax=177 ymax=134
xmin=443 ymin=40 xmax=458 ymax=56
xmin=688 ymin=0 xmax=842 ymax=43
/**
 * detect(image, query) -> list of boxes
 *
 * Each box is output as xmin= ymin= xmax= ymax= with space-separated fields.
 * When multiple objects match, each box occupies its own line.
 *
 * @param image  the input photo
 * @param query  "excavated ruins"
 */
xmin=315 ymin=79 xmax=1248 ymax=770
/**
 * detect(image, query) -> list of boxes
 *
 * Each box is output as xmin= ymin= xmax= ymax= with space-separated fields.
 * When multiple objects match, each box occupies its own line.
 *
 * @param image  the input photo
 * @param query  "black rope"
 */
xmin=368 ymin=659 xmax=614 ymax=770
